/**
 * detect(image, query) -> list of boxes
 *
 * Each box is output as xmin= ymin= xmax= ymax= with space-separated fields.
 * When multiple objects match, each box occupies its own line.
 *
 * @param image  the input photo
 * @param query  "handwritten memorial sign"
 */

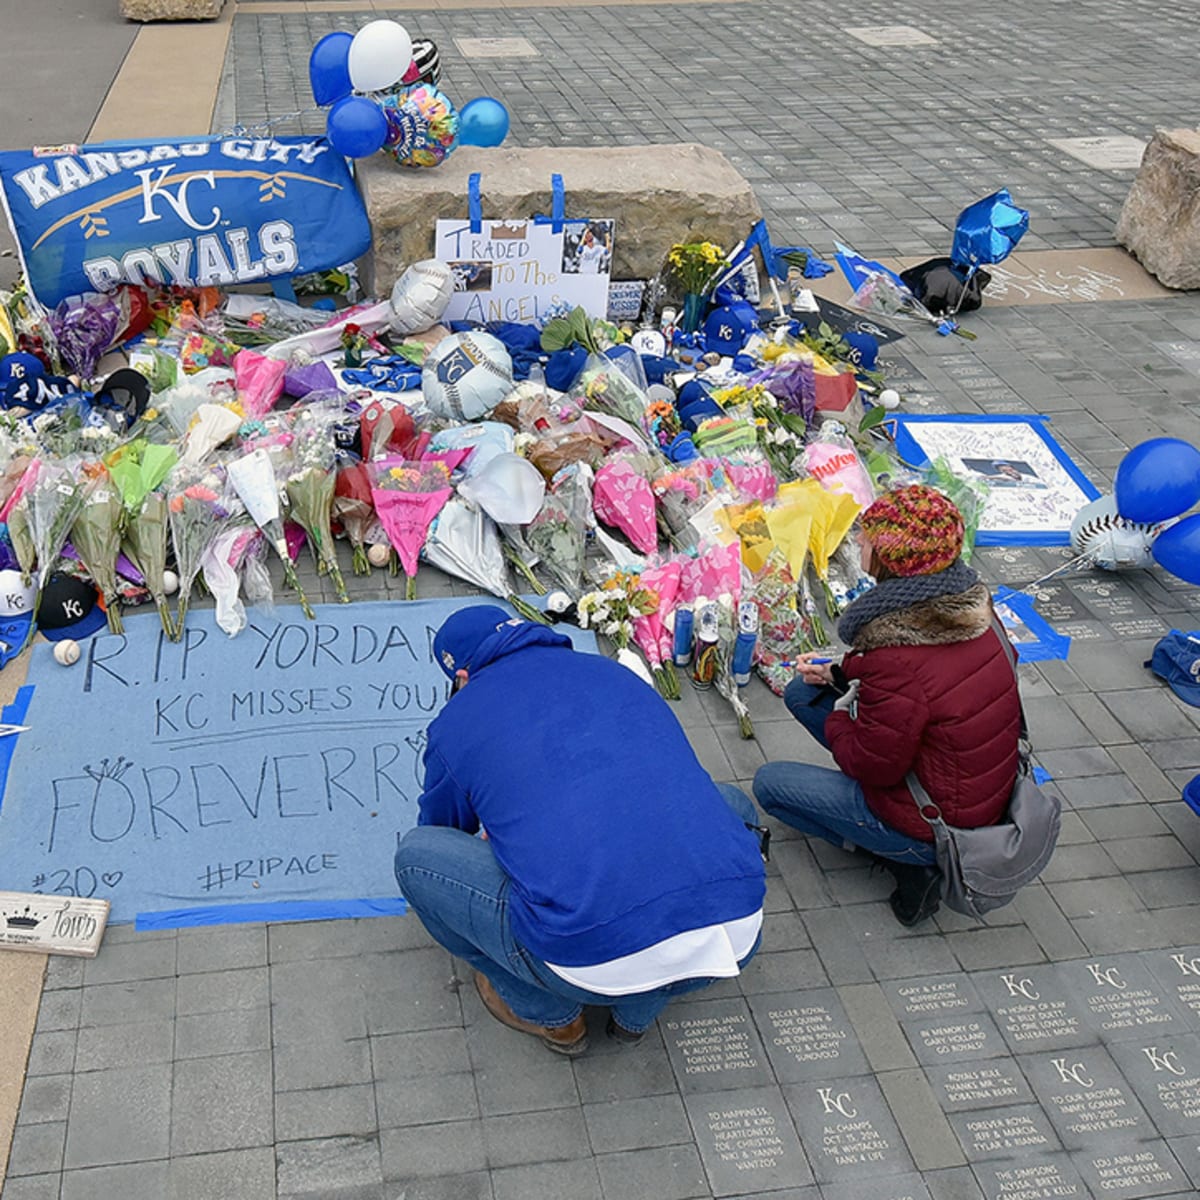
xmin=434 ymin=216 xmax=613 ymax=325
xmin=0 ymin=600 xmax=593 ymax=928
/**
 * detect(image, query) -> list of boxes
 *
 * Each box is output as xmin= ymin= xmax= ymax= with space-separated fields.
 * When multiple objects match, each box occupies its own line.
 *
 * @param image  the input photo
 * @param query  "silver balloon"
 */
xmin=390 ymin=259 xmax=455 ymax=335
xmin=1069 ymin=494 xmax=1160 ymax=570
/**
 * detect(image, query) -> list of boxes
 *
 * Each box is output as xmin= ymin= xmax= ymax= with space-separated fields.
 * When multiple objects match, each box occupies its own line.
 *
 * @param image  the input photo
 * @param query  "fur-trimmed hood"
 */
xmin=851 ymin=582 xmax=993 ymax=652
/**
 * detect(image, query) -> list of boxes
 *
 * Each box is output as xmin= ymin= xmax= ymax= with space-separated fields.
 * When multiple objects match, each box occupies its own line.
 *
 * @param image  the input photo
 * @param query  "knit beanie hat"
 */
xmin=859 ymin=484 xmax=964 ymax=577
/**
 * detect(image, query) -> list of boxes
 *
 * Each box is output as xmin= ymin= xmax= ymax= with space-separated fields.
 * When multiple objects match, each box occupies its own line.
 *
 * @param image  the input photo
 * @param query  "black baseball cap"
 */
xmin=37 ymin=572 xmax=107 ymax=642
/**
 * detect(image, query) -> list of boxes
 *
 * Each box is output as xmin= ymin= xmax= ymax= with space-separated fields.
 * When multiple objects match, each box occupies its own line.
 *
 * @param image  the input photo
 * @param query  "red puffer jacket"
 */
xmin=825 ymin=583 xmax=1021 ymax=842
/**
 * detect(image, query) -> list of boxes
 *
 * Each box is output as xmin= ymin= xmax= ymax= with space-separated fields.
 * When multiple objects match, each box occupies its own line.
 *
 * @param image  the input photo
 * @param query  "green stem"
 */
xmin=505 ymin=549 xmax=546 ymax=595
xmin=405 ymin=572 xmax=416 ymax=600
xmin=738 ymin=710 xmax=755 ymax=740
xmin=508 ymin=595 xmax=551 ymax=625
xmin=389 ymin=550 xmax=399 ymax=578
xmin=282 ymin=561 xmax=315 ymax=620
xmin=352 ymin=543 xmax=370 ymax=576
xmin=156 ymin=598 xmax=174 ymax=640
xmin=105 ymin=602 xmax=123 ymax=636
xmin=328 ymin=561 xmax=350 ymax=604
xmin=172 ymin=593 xmax=189 ymax=643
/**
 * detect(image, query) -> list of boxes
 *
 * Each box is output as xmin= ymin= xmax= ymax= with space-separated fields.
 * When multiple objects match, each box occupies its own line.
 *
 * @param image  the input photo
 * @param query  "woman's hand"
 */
xmin=795 ymin=651 xmax=835 ymax=686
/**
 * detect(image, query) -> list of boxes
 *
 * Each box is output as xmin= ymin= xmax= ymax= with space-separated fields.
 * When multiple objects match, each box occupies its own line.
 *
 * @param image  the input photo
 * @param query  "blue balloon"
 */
xmin=326 ymin=96 xmax=389 ymax=159
xmin=1152 ymin=513 xmax=1200 ymax=586
xmin=1115 ymin=437 xmax=1200 ymax=524
xmin=950 ymin=189 xmax=1030 ymax=268
xmin=458 ymin=97 xmax=510 ymax=148
xmin=309 ymin=31 xmax=354 ymax=106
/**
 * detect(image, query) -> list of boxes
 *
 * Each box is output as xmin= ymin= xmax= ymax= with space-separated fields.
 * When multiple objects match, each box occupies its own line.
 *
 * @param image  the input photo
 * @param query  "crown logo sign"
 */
xmin=490 ymin=222 xmax=526 ymax=239
xmin=5 ymin=906 xmax=40 ymax=930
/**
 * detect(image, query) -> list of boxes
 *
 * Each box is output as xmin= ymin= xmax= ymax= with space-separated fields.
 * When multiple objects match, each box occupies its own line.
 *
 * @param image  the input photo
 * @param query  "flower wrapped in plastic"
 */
xmin=285 ymin=400 xmax=351 ymax=603
xmin=368 ymin=458 xmax=452 ymax=599
xmin=226 ymin=447 xmax=314 ymax=619
xmin=651 ymin=459 xmax=724 ymax=551
xmin=923 ymin=456 xmax=988 ymax=563
xmin=524 ymin=464 xmax=591 ymax=596
xmin=593 ymin=451 xmax=658 ymax=555
xmin=69 ymin=461 xmax=126 ymax=634
xmin=576 ymin=569 xmax=659 ymax=653
xmin=168 ymin=462 xmax=241 ymax=641
xmin=631 ymin=559 xmax=682 ymax=699
xmin=25 ymin=456 xmax=88 ymax=603
xmin=801 ymin=428 xmax=875 ymax=509
xmin=121 ymin=488 xmax=174 ymax=637
xmin=571 ymin=355 xmax=649 ymax=429
xmin=334 ymin=462 xmax=376 ymax=576
xmin=47 ymin=292 xmax=122 ymax=382
xmin=1 ymin=458 xmax=38 ymax=584
xmin=749 ymin=550 xmax=808 ymax=695
xmin=234 ymin=348 xmax=288 ymax=421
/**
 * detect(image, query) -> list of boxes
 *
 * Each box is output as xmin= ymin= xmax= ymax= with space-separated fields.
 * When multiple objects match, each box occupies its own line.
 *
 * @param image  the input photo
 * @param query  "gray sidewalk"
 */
xmin=5 ymin=1 xmax=1200 ymax=1199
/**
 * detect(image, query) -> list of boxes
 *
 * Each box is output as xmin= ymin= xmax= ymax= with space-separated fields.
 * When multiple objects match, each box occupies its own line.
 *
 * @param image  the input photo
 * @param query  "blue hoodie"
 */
xmin=419 ymin=608 xmax=766 ymax=967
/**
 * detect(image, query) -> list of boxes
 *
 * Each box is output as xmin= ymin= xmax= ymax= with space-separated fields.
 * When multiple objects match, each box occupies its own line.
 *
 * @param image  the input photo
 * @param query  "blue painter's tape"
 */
xmin=0 ymin=685 xmax=33 ymax=815
xmin=468 ymin=172 xmax=482 ymax=234
xmin=550 ymin=172 xmax=565 ymax=233
xmin=994 ymin=587 xmax=1072 ymax=662
xmin=136 ymin=897 xmax=409 ymax=931
xmin=1032 ymin=767 xmax=1053 ymax=785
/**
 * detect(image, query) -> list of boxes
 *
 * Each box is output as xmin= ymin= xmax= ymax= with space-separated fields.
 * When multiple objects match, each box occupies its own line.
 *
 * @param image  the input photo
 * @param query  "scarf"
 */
xmin=838 ymin=559 xmax=980 ymax=648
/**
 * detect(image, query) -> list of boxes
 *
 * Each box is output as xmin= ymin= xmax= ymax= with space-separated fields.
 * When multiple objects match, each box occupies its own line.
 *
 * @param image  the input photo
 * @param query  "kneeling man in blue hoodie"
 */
xmin=395 ymin=606 xmax=767 ymax=1056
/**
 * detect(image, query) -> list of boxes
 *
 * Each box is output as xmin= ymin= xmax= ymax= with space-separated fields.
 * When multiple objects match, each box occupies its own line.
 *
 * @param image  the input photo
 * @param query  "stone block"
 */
xmin=357 ymin=144 xmax=763 ymax=292
xmin=1116 ymin=128 xmax=1200 ymax=289
xmin=120 ymin=0 xmax=223 ymax=20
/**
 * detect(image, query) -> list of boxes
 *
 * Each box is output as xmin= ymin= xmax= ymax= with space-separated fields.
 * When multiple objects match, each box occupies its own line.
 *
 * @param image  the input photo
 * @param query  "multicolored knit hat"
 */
xmin=859 ymin=484 xmax=964 ymax=577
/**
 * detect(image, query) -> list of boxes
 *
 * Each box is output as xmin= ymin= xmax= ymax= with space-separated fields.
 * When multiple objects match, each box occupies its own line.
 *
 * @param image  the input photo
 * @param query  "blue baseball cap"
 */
xmin=1146 ymin=629 xmax=1200 ymax=708
xmin=0 ymin=569 xmax=35 ymax=668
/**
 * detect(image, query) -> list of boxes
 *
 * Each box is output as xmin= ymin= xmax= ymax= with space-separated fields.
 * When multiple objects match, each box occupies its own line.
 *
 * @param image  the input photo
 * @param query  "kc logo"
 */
xmin=1001 ymin=973 xmax=1040 ymax=1001
xmin=1086 ymin=963 xmax=1127 ymax=989
xmin=60 ymin=599 xmax=84 ymax=620
xmin=1143 ymin=1047 xmax=1186 ymax=1076
xmin=1170 ymin=953 xmax=1200 ymax=977
xmin=1051 ymin=1058 xmax=1094 ymax=1088
xmin=136 ymin=166 xmax=220 ymax=232
xmin=816 ymin=1087 xmax=857 ymax=1119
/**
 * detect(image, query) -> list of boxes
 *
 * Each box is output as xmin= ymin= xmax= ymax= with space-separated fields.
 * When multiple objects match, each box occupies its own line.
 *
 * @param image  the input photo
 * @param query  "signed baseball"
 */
xmin=54 ymin=639 xmax=81 ymax=666
xmin=367 ymin=543 xmax=391 ymax=568
xmin=878 ymin=388 xmax=901 ymax=410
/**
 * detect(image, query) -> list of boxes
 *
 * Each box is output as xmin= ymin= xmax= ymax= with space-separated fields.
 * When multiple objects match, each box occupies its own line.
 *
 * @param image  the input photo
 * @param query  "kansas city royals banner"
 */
xmin=0 ymin=137 xmax=372 ymax=308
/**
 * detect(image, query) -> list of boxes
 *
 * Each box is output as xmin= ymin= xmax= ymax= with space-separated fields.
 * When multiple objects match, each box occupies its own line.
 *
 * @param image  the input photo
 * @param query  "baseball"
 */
xmin=54 ymin=640 xmax=81 ymax=666
xmin=367 ymin=543 xmax=391 ymax=568
xmin=162 ymin=569 xmax=179 ymax=596
xmin=878 ymin=389 xmax=901 ymax=410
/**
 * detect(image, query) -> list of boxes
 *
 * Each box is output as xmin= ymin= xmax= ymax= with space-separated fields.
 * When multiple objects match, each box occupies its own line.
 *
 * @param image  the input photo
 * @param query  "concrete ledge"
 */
xmin=120 ymin=0 xmax=224 ymax=20
xmin=357 ymin=143 xmax=763 ymax=292
xmin=1116 ymin=127 xmax=1200 ymax=290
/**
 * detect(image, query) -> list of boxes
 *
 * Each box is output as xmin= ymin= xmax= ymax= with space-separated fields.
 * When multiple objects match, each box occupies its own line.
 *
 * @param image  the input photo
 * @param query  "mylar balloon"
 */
xmin=347 ymin=19 xmax=413 ymax=93
xmin=309 ymin=31 xmax=354 ymax=106
xmin=326 ymin=95 xmax=389 ymax=159
xmin=458 ymin=97 xmax=510 ymax=148
xmin=390 ymin=260 xmax=455 ymax=334
xmin=1115 ymin=437 xmax=1200 ymax=524
xmin=1069 ymin=494 xmax=1158 ymax=571
xmin=1152 ymin=513 xmax=1200 ymax=586
xmin=381 ymin=86 xmax=459 ymax=168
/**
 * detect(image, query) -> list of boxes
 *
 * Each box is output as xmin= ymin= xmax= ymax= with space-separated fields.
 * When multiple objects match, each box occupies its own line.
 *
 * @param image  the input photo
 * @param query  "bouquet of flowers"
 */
xmin=592 ymin=451 xmax=658 ymax=555
xmin=121 ymin=488 xmax=174 ymax=637
xmin=664 ymin=240 xmax=730 ymax=332
xmin=25 ymin=456 xmax=88 ymax=604
xmin=70 ymin=461 xmax=126 ymax=633
xmin=226 ymin=447 xmax=314 ymax=619
xmin=652 ymin=459 xmax=722 ymax=551
xmin=570 ymin=355 xmax=650 ymax=429
xmin=524 ymin=465 xmax=591 ymax=595
xmin=631 ymin=559 xmax=682 ymax=699
xmin=749 ymin=551 xmax=809 ymax=694
xmin=577 ymin=569 xmax=659 ymax=652
xmin=368 ymin=458 xmax=452 ymax=599
xmin=498 ymin=523 xmax=546 ymax=595
xmin=167 ymin=462 xmax=241 ymax=641
xmin=285 ymin=402 xmax=350 ymax=603
xmin=333 ymin=462 xmax=376 ymax=576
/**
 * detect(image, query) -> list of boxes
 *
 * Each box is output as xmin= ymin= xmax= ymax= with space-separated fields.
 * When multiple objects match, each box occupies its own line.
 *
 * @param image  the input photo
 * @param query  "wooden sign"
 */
xmin=0 ymin=890 xmax=109 ymax=957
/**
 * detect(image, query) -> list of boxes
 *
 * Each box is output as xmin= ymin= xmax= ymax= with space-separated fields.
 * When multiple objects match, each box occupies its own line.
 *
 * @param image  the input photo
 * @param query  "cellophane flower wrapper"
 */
xmin=651 ymin=459 xmax=724 ymax=551
xmin=826 ymin=538 xmax=875 ymax=613
xmin=226 ymin=447 xmax=314 ymax=618
xmin=524 ymin=465 xmax=591 ymax=595
xmin=368 ymin=458 xmax=452 ymax=598
xmin=285 ymin=398 xmax=351 ymax=601
xmin=361 ymin=399 xmax=426 ymax=461
xmin=70 ymin=461 xmax=126 ymax=633
xmin=631 ymin=559 xmax=682 ymax=698
xmin=0 ymin=454 xmax=33 ymax=517
xmin=105 ymin=439 xmax=178 ymax=522
xmin=333 ymin=462 xmax=376 ymax=575
xmin=577 ymin=570 xmax=658 ymax=654
xmin=167 ymin=462 xmax=241 ymax=641
xmin=26 ymin=456 xmax=87 ymax=594
xmin=121 ymin=489 xmax=173 ymax=637
xmin=924 ymin=456 xmax=988 ymax=563
xmin=6 ymin=496 xmax=35 ymax=584
xmin=48 ymin=293 xmax=121 ymax=382
xmin=593 ymin=452 xmax=658 ymax=555
xmin=201 ymin=523 xmax=253 ymax=637
xmin=182 ymin=402 xmax=243 ymax=465
xmin=802 ymin=430 xmax=875 ymax=509
xmin=679 ymin=540 xmax=742 ymax=608
xmin=716 ymin=500 xmax=774 ymax=574
xmin=571 ymin=355 xmax=649 ymax=428
xmin=158 ymin=368 xmax=236 ymax=439
xmin=497 ymin=522 xmax=545 ymax=595
xmin=234 ymin=348 xmax=288 ymax=420
xmin=750 ymin=551 xmax=809 ymax=695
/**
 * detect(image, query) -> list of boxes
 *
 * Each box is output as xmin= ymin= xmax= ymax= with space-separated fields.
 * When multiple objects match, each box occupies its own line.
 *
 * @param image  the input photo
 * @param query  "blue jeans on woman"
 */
xmin=753 ymin=679 xmax=935 ymax=866
xmin=394 ymin=784 xmax=762 ymax=1034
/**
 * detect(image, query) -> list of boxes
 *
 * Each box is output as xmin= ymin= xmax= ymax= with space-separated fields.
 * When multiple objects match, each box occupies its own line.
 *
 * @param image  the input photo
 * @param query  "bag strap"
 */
xmin=904 ymin=769 xmax=944 ymax=828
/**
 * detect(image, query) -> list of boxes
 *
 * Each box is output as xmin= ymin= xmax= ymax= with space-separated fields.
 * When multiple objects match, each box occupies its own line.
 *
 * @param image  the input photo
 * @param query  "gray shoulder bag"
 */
xmin=905 ymin=617 xmax=1061 ymax=920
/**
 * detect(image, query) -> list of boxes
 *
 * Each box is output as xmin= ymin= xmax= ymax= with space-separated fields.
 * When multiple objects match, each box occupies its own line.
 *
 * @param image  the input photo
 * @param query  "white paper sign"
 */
xmin=0 ymin=890 xmax=110 ymax=957
xmin=434 ymin=217 xmax=613 ymax=325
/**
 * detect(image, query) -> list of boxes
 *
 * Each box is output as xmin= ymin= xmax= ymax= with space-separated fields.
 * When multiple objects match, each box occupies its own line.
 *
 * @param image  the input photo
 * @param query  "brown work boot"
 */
xmin=474 ymin=972 xmax=589 ymax=1056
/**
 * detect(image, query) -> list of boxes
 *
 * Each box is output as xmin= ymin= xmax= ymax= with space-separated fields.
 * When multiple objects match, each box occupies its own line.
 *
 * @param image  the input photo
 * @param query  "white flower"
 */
xmin=603 ymin=621 xmax=623 ymax=638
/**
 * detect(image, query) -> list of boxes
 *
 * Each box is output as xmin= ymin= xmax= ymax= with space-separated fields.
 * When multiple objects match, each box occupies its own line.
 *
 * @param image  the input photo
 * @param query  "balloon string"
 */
xmin=218 ymin=108 xmax=325 ymax=138
xmin=1002 ymin=553 xmax=1095 ymax=596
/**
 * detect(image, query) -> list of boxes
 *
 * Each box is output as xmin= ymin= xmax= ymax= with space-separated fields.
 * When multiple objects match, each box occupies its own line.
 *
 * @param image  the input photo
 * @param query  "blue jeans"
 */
xmin=394 ymin=784 xmax=762 ymax=1033
xmin=753 ymin=680 xmax=936 ymax=866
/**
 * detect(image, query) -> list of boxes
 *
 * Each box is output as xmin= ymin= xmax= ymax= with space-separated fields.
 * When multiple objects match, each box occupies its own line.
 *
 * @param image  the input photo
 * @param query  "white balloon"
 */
xmin=348 ymin=20 xmax=414 ymax=93
xmin=390 ymin=260 xmax=454 ymax=335
xmin=1069 ymin=494 xmax=1159 ymax=571
xmin=422 ymin=331 xmax=513 ymax=421
xmin=457 ymin=452 xmax=546 ymax=525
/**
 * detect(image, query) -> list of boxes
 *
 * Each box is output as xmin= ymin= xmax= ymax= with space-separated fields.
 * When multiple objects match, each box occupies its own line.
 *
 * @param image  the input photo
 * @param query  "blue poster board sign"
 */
xmin=0 ymin=136 xmax=372 ymax=309
xmin=0 ymin=600 xmax=595 ymax=929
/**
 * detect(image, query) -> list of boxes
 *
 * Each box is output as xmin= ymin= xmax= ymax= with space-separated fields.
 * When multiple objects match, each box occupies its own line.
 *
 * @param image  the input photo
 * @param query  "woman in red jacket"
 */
xmin=754 ymin=484 xmax=1022 ymax=927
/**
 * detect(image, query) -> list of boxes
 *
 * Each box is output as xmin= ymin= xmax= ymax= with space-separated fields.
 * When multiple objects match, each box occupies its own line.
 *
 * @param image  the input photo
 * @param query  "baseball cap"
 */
xmin=0 ymin=569 xmax=35 ymax=668
xmin=1146 ymin=629 xmax=1200 ymax=708
xmin=36 ymin=572 xmax=108 ymax=643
